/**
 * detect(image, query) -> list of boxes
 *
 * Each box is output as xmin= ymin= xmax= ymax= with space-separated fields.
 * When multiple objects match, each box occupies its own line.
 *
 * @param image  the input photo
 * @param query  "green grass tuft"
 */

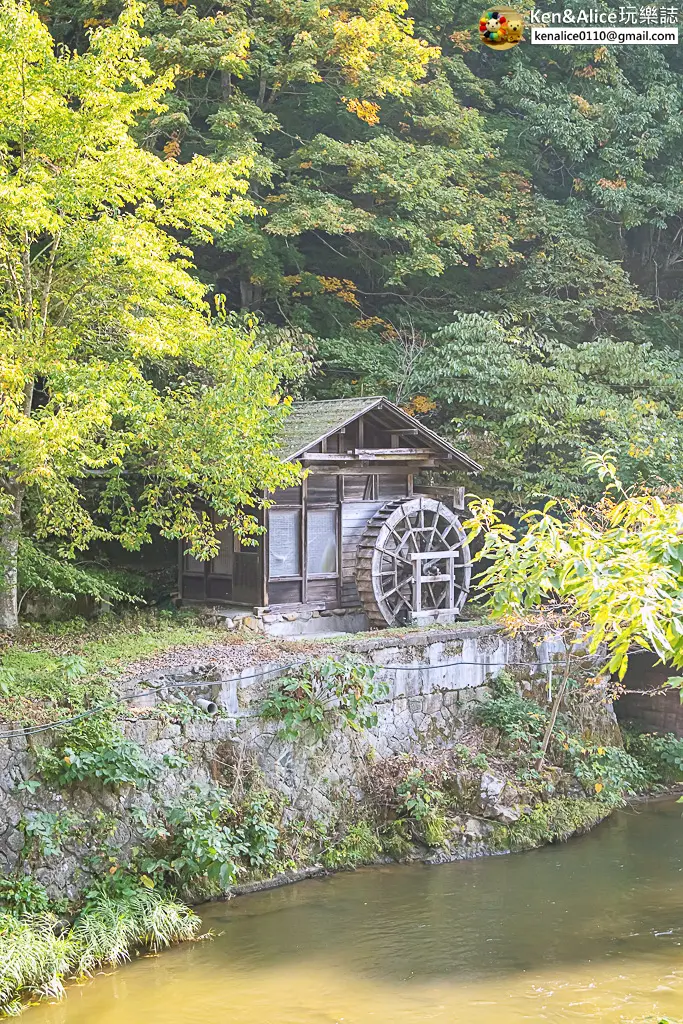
xmin=0 ymin=884 xmax=200 ymax=1016
xmin=0 ymin=913 xmax=73 ymax=1016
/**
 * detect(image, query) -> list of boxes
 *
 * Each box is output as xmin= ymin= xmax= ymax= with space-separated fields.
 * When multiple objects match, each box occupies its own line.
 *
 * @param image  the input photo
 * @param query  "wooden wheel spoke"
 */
xmin=359 ymin=496 xmax=471 ymax=626
xmin=378 ymin=549 xmax=413 ymax=568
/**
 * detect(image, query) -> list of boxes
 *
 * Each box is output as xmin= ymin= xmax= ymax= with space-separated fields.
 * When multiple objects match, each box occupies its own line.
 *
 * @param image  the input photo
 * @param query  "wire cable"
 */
xmin=0 ymin=652 xmax=603 ymax=740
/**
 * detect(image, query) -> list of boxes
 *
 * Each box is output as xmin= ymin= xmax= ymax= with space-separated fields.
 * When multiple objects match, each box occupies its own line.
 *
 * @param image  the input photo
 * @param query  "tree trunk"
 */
xmin=239 ymin=278 xmax=263 ymax=311
xmin=0 ymin=486 xmax=23 ymax=632
xmin=535 ymin=653 xmax=572 ymax=772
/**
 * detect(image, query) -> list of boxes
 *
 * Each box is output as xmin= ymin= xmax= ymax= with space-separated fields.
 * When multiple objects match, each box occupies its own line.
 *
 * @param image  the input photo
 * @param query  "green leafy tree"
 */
xmin=466 ymin=454 xmax=683 ymax=679
xmin=418 ymin=314 xmax=683 ymax=505
xmin=0 ymin=0 xmax=305 ymax=629
xmin=32 ymin=0 xmax=683 ymax=507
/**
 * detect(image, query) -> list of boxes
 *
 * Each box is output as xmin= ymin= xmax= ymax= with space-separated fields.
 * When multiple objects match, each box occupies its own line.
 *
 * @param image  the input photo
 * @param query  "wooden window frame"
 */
xmin=305 ymin=475 xmax=341 ymax=605
xmin=267 ymin=505 xmax=303 ymax=583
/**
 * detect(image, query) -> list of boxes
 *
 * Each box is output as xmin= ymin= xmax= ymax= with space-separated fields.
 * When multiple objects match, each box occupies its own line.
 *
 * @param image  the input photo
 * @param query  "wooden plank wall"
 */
xmin=340 ymin=499 xmax=385 ymax=606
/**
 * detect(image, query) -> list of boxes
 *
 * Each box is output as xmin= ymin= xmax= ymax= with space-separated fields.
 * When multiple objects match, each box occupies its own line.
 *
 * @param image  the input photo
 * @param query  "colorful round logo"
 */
xmin=479 ymin=8 xmax=524 ymax=49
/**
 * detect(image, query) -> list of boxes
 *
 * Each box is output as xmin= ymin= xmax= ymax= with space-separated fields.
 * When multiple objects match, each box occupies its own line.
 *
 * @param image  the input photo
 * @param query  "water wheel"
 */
xmin=355 ymin=496 xmax=471 ymax=628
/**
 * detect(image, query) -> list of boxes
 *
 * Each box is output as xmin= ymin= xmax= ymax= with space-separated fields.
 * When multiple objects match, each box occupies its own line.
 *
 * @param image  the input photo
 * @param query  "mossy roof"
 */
xmin=276 ymin=397 xmax=481 ymax=472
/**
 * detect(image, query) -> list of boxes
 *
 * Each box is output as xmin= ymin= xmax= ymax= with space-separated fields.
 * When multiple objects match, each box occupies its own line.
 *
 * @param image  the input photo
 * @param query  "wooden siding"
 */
xmin=268 ymin=579 xmax=303 ymax=605
xmin=270 ymin=484 xmax=302 ymax=505
xmin=306 ymin=578 xmax=339 ymax=605
xmin=377 ymin=473 xmax=408 ymax=498
xmin=232 ymin=545 xmax=263 ymax=606
xmin=340 ymin=499 xmax=385 ymax=606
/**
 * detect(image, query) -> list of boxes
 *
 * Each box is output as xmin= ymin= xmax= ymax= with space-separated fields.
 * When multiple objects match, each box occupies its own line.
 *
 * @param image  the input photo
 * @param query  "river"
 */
xmin=25 ymin=798 xmax=683 ymax=1023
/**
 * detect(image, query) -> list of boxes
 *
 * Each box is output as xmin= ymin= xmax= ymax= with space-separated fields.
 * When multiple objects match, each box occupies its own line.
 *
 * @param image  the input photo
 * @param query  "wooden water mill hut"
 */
xmin=179 ymin=397 xmax=482 ymax=629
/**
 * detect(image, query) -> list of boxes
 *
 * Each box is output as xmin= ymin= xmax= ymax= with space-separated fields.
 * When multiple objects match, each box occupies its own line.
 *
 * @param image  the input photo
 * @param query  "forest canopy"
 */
xmin=41 ymin=0 xmax=683 ymax=503
xmin=2 ymin=0 xmax=683 ymax=623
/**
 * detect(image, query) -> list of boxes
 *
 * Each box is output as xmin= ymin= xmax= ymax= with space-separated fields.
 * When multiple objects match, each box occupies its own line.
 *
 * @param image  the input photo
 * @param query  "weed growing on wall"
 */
xmin=474 ymin=670 xmax=549 ymax=750
xmin=261 ymin=657 xmax=388 ymax=742
xmin=0 ymin=877 xmax=51 ymax=918
xmin=322 ymin=822 xmax=381 ymax=869
xmin=379 ymin=820 xmax=413 ymax=860
xmin=395 ymin=769 xmax=449 ymax=847
xmin=137 ymin=783 xmax=282 ymax=895
xmin=36 ymin=717 xmax=158 ymax=790
xmin=20 ymin=810 xmax=83 ymax=860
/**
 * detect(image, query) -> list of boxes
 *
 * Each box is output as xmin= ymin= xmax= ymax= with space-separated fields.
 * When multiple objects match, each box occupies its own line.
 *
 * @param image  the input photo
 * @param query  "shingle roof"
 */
xmin=277 ymin=397 xmax=384 ymax=461
xmin=276 ymin=396 xmax=481 ymax=472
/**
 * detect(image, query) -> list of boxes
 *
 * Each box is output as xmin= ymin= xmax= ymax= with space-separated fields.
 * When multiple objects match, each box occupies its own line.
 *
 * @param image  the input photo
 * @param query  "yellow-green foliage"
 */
xmin=467 ymin=460 xmax=683 ymax=679
xmin=0 ymin=0 xmax=307 ymax=630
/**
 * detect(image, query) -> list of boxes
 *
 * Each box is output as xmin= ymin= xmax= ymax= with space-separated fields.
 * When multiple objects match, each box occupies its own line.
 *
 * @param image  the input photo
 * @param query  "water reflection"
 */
xmin=25 ymin=799 xmax=683 ymax=1024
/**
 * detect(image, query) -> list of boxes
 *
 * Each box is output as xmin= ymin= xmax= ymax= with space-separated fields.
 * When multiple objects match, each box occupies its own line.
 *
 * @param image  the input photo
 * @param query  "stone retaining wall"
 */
xmin=0 ymin=625 xmax=618 ymax=897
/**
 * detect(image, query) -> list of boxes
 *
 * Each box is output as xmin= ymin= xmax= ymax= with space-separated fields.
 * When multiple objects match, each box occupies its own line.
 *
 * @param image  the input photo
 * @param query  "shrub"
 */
xmin=395 ymin=769 xmax=443 ymax=821
xmin=139 ymin=784 xmax=282 ymax=893
xmin=623 ymin=730 xmax=683 ymax=786
xmin=38 ymin=740 xmax=157 ymax=789
xmin=236 ymin=791 xmax=281 ymax=870
xmin=0 ymin=877 xmax=51 ymax=918
xmin=394 ymin=769 xmax=449 ymax=847
xmin=323 ymin=822 xmax=381 ymax=869
xmin=453 ymin=744 xmax=490 ymax=772
xmin=261 ymin=657 xmax=388 ymax=742
xmin=563 ymin=738 xmax=650 ymax=805
xmin=18 ymin=537 xmax=144 ymax=610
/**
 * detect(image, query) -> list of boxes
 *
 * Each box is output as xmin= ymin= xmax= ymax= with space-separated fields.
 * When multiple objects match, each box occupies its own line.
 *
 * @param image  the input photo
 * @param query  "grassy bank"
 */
xmin=0 ymin=609 xmax=393 ymax=727
xmin=0 ymin=883 xmax=199 ymax=1017
xmin=0 ymin=611 xmax=234 ymax=727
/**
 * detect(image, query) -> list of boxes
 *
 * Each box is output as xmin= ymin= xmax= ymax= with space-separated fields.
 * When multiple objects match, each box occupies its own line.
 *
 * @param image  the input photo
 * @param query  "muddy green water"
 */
xmin=25 ymin=799 xmax=683 ymax=1023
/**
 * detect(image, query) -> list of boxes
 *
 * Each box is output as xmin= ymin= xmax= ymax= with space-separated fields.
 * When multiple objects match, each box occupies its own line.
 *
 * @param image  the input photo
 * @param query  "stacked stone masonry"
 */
xmin=0 ymin=625 xmax=617 ymax=897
